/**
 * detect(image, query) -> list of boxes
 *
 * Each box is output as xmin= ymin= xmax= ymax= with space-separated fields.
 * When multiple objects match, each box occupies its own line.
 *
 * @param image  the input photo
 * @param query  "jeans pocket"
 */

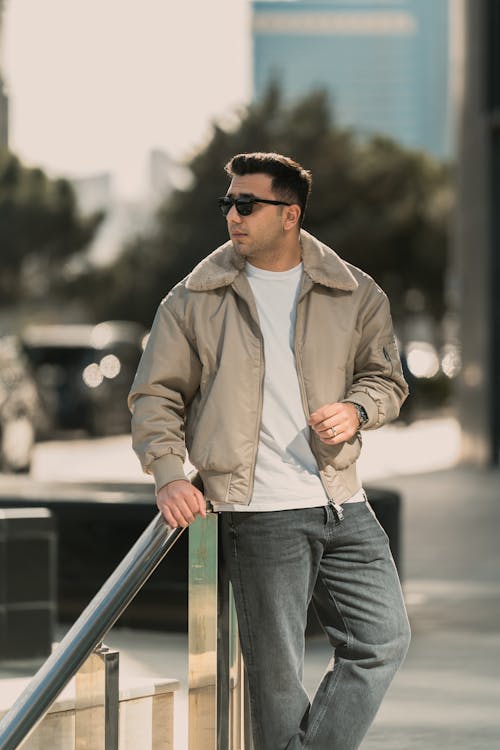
xmin=363 ymin=500 xmax=390 ymax=542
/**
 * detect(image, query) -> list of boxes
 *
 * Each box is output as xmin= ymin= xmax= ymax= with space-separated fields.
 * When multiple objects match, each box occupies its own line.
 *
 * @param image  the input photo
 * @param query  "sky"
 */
xmin=2 ymin=0 xmax=251 ymax=197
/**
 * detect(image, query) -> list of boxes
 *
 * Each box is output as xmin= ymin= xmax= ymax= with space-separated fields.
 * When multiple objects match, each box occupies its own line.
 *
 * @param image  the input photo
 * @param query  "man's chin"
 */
xmin=232 ymin=239 xmax=252 ymax=256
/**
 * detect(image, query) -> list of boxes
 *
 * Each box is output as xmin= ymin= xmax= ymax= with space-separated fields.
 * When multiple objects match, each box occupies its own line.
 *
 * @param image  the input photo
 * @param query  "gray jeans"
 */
xmin=220 ymin=500 xmax=411 ymax=750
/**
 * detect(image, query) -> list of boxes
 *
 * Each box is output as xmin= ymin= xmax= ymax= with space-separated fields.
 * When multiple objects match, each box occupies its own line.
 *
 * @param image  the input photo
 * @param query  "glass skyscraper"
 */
xmin=253 ymin=0 xmax=450 ymax=157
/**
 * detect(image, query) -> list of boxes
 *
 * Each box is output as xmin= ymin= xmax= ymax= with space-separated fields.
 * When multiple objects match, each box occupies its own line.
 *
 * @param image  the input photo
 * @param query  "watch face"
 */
xmin=356 ymin=404 xmax=368 ymax=424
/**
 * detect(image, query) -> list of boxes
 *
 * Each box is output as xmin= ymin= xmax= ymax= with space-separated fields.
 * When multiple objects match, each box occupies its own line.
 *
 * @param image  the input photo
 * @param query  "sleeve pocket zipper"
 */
xmin=382 ymin=346 xmax=394 ymax=375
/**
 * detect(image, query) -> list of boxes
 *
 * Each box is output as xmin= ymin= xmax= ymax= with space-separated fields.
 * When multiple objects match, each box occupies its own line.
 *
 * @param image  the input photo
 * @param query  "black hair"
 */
xmin=224 ymin=152 xmax=312 ymax=225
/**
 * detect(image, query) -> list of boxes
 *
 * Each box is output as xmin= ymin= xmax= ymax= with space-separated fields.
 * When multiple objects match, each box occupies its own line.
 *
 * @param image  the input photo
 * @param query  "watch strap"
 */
xmin=347 ymin=401 xmax=369 ymax=427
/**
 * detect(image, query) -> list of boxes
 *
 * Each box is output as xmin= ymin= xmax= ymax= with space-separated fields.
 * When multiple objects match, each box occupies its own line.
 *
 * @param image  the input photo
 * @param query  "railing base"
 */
xmin=0 ymin=671 xmax=179 ymax=750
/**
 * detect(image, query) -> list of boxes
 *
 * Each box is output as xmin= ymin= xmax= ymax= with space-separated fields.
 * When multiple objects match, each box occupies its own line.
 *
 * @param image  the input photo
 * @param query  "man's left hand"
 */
xmin=308 ymin=402 xmax=360 ymax=444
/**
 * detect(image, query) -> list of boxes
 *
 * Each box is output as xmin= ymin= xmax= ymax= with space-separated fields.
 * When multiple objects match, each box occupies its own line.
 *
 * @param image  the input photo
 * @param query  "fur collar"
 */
xmin=185 ymin=229 xmax=358 ymax=292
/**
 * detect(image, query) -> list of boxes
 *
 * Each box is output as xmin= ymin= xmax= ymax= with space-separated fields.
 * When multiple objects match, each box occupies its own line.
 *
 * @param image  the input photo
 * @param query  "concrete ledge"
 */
xmin=0 ymin=676 xmax=179 ymax=750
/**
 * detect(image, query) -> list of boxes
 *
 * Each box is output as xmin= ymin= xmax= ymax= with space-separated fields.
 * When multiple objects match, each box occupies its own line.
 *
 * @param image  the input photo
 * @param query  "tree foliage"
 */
xmin=71 ymin=84 xmax=451 ymax=327
xmin=0 ymin=149 xmax=104 ymax=305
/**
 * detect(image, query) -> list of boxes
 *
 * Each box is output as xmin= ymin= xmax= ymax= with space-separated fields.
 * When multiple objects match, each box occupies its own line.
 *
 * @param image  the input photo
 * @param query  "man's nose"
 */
xmin=227 ymin=203 xmax=242 ymax=222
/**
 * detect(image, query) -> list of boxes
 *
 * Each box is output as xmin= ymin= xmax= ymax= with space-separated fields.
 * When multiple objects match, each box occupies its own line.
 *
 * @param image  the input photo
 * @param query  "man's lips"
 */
xmin=230 ymin=231 xmax=247 ymax=239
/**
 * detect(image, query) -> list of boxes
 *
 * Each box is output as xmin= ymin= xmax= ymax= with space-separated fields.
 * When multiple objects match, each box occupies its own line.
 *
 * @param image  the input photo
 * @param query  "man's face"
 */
xmin=224 ymin=173 xmax=288 ymax=262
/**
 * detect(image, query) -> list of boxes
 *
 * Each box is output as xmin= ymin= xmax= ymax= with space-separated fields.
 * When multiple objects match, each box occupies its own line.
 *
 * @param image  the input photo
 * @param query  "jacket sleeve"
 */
xmin=343 ymin=284 xmax=409 ymax=429
xmin=128 ymin=297 xmax=202 ymax=490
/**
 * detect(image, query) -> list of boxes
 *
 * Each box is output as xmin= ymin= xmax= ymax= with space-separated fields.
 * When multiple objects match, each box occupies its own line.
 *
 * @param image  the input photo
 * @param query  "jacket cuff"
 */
xmin=150 ymin=453 xmax=188 ymax=492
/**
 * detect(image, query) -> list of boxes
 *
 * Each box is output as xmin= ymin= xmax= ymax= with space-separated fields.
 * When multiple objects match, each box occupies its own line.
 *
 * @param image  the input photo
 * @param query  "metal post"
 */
xmin=188 ymin=512 xmax=218 ymax=749
xmin=217 ymin=532 xmax=230 ymax=750
xmin=228 ymin=585 xmax=252 ymax=750
xmin=189 ymin=512 xmax=252 ymax=750
xmin=75 ymin=643 xmax=119 ymax=750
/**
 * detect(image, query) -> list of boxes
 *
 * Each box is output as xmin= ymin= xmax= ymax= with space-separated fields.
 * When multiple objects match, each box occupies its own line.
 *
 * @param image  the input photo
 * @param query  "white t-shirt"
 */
xmin=214 ymin=260 xmax=331 ymax=512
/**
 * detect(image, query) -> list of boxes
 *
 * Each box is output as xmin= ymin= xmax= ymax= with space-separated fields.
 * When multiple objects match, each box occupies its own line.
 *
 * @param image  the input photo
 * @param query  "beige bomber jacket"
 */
xmin=128 ymin=230 xmax=409 ymax=507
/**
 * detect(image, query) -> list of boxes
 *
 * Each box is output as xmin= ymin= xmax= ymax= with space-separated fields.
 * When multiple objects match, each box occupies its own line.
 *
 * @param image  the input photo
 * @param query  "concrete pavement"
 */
xmin=352 ymin=466 xmax=500 ymax=748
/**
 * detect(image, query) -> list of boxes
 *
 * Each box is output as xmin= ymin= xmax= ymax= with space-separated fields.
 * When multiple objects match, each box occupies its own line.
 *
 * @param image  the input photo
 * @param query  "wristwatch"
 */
xmin=348 ymin=402 xmax=369 ymax=428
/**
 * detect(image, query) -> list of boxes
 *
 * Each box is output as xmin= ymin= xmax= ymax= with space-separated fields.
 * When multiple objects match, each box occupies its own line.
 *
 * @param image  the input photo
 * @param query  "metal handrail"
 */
xmin=0 ymin=506 xmax=185 ymax=750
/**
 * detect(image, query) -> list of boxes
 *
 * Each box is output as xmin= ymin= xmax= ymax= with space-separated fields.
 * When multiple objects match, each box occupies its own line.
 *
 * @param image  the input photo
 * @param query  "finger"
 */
xmin=175 ymin=498 xmax=198 ymax=525
xmin=330 ymin=416 xmax=354 ymax=433
xmin=321 ymin=423 xmax=358 ymax=444
xmin=308 ymin=405 xmax=332 ymax=425
xmin=323 ymin=428 xmax=342 ymax=440
xmin=318 ymin=426 xmax=349 ymax=444
xmin=309 ymin=413 xmax=330 ymax=428
xmin=309 ymin=403 xmax=344 ymax=424
xmin=317 ymin=426 xmax=336 ymax=440
xmin=319 ymin=435 xmax=337 ymax=445
xmin=176 ymin=489 xmax=205 ymax=519
xmin=317 ymin=421 xmax=343 ymax=438
xmin=169 ymin=508 xmax=191 ymax=528
xmin=316 ymin=425 xmax=337 ymax=442
xmin=160 ymin=499 xmax=193 ymax=528
xmin=311 ymin=418 xmax=335 ymax=433
xmin=311 ymin=415 xmax=342 ymax=433
xmin=161 ymin=506 xmax=179 ymax=528
xmin=195 ymin=491 xmax=207 ymax=517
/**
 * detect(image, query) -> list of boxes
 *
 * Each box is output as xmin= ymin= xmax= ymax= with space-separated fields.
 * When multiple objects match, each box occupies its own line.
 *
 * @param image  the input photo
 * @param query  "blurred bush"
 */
xmin=0 ymin=149 xmax=104 ymax=308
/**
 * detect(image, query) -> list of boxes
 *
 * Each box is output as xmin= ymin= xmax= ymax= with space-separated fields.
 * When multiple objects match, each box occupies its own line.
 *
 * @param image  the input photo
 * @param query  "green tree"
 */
xmin=70 ymin=84 xmax=451 ymax=327
xmin=0 ymin=149 xmax=104 ymax=305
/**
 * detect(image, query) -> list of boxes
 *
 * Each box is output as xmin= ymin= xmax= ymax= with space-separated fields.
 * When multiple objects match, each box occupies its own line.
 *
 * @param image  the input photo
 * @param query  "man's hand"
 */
xmin=157 ymin=479 xmax=206 ymax=528
xmin=309 ymin=402 xmax=360 ymax=445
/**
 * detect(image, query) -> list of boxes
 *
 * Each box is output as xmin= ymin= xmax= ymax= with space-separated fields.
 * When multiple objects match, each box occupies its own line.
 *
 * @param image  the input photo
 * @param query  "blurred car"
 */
xmin=0 ymin=335 xmax=43 ymax=472
xmin=21 ymin=321 xmax=147 ymax=437
xmin=397 ymin=338 xmax=458 ymax=423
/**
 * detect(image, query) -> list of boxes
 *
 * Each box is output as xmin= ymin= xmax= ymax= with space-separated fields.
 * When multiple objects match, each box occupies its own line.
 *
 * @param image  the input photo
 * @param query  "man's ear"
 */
xmin=283 ymin=204 xmax=301 ymax=231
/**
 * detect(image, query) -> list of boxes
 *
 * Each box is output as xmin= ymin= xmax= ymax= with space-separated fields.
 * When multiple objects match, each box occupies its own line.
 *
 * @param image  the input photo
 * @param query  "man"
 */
xmin=129 ymin=152 xmax=411 ymax=749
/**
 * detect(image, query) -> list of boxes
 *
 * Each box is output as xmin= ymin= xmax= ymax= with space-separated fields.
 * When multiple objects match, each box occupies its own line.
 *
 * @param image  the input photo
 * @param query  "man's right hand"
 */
xmin=156 ymin=479 xmax=206 ymax=528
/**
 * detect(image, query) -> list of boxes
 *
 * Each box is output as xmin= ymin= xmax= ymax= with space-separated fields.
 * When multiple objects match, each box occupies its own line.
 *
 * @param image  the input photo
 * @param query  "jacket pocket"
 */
xmin=317 ymin=432 xmax=362 ymax=472
xmin=380 ymin=334 xmax=401 ymax=377
xmin=200 ymin=469 xmax=232 ymax=504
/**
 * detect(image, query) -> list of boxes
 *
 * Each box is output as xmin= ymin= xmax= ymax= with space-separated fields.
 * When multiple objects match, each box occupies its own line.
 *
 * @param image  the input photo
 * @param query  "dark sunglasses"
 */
xmin=218 ymin=195 xmax=292 ymax=217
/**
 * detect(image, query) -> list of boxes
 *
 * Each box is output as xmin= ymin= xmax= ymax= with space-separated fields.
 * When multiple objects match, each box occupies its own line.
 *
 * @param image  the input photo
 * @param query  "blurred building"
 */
xmin=455 ymin=0 xmax=500 ymax=465
xmin=148 ymin=148 xmax=192 ymax=205
xmin=0 ymin=0 xmax=8 ymax=148
xmin=71 ymin=172 xmax=113 ymax=217
xmin=70 ymin=172 xmax=148 ymax=267
xmin=0 ymin=79 xmax=7 ymax=149
xmin=253 ymin=0 xmax=451 ymax=157
xmin=69 ymin=151 xmax=191 ymax=268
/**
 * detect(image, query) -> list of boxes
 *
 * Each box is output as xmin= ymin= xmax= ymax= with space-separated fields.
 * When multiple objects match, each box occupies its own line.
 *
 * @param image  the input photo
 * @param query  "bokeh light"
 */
xmin=82 ymin=363 xmax=104 ymax=388
xmin=100 ymin=354 xmax=121 ymax=379
xmin=406 ymin=342 xmax=440 ymax=379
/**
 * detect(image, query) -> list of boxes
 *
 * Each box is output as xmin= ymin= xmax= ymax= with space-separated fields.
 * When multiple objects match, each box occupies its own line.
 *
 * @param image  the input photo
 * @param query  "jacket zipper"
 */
xmin=328 ymin=497 xmax=344 ymax=522
xmin=293 ymin=286 xmax=344 ymax=520
xmin=247 ymin=326 xmax=265 ymax=504
xmin=233 ymin=282 xmax=265 ymax=506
